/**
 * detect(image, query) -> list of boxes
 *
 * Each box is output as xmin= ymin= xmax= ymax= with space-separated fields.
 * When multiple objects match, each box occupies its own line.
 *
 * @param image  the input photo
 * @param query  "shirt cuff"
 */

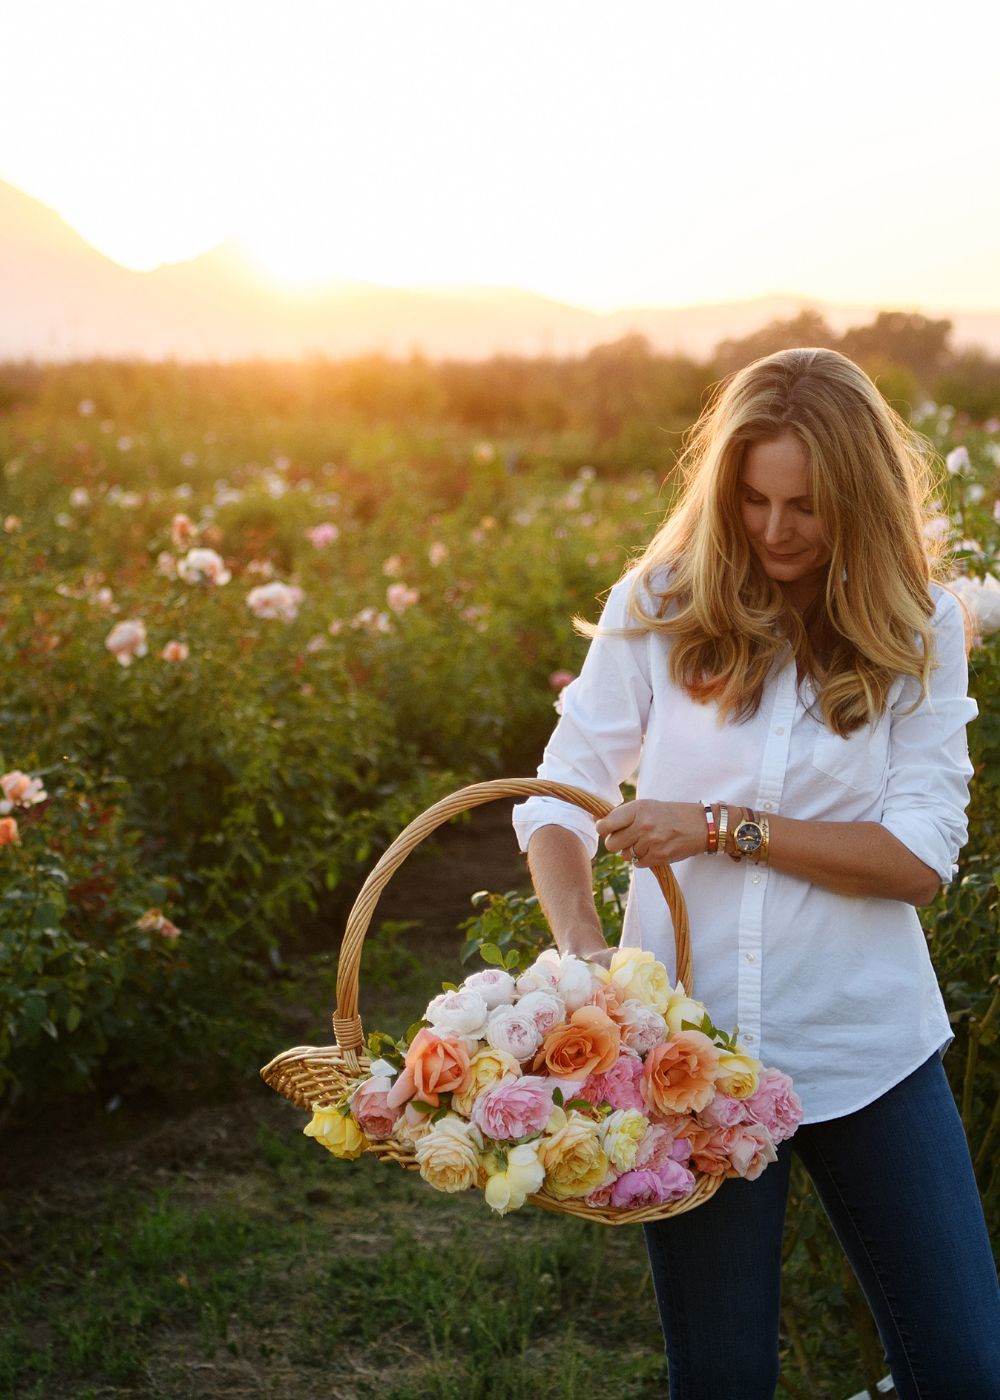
xmin=879 ymin=813 xmax=961 ymax=884
xmin=511 ymin=795 xmax=600 ymax=859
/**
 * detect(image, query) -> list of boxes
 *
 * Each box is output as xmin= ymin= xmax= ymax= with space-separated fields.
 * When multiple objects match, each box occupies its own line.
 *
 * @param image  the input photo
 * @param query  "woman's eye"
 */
xmin=796 ymin=504 xmax=815 ymax=515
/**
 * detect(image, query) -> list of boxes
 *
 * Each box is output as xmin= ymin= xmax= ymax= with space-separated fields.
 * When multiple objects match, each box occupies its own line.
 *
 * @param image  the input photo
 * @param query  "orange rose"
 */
xmin=0 ymin=817 xmax=20 ymax=846
xmin=532 ymin=1005 xmax=620 ymax=1081
xmin=642 ymin=1030 xmax=720 ymax=1117
xmin=385 ymin=1028 xmax=472 ymax=1110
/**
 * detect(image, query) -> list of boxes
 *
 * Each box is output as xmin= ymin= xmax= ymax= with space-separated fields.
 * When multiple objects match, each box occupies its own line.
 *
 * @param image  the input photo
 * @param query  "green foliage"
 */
xmin=458 ymin=850 xmax=631 ymax=972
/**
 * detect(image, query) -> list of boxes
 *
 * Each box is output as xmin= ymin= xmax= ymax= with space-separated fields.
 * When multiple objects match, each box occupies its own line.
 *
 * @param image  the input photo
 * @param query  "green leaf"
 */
xmin=431 ymin=1105 xmax=449 ymax=1123
xmin=411 ymin=1100 xmax=436 ymax=1114
xmin=441 ymin=981 xmax=460 ymax=993
xmin=405 ymin=1020 xmax=428 ymax=1043
xmin=65 ymin=1004 xmax=82 ymax=1033
xmin=480 ymin=943 xmax=504 ymax=967
xmin=503 ymin=949 xmax=520 ymax=971
xmin=552 ymin=1087 xmax=564 ymax=1107
xmin=564 ymin=1098 xmax=594 ymax=1112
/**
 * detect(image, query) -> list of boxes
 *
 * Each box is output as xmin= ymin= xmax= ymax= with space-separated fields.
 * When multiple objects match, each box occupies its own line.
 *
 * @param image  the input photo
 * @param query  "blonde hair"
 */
xmin=589 ymin=347 xmax=945 ymax=736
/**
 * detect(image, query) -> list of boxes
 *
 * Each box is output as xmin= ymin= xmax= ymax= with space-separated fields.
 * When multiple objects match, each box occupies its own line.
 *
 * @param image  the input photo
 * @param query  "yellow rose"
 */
xmin=539 ymin=1110 xmax=610 ymax=1199
xmin=663 ymin=980 xmax=709 ymax=1036
xmin=451 ymin=1047 xmax=521 ymax=1117
xmin=714 ymin=1051 xmax=761 ymax=1100
xmin=304 ymin=1105 xmax=368 ymax=1160
xmin=413 ymin=1114 xmax=483 ymax=1193
xmin=483 ymin=1141 xmax=545 ymax=1214
xmin=608 ymin=947 xmax=671 ymax=1015
xmin=600 ymin=1108 xmax=650 ymax=1171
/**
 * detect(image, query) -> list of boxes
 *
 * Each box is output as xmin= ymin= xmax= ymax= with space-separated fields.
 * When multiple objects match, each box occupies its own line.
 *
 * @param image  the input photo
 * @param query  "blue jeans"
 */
xmin=642 ymin=1051 xmax=1000 ymax=1399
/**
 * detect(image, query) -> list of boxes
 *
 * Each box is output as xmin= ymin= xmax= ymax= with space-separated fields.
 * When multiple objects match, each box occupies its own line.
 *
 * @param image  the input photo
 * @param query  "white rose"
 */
xmin=425 ymin=988 xmax=490 ymax=1039
xmin=515 ymin=989 xmax=566 ymax=1036
xmin=553 ymin=953 xmax=599 ymax=1013
xmin=462 ymin=968 xmax=517 ymax=1009
xmin=486 ymin=1004 xmax=543 ymax=1062
xmin=515 ymin=957 xmax=560 ymax=996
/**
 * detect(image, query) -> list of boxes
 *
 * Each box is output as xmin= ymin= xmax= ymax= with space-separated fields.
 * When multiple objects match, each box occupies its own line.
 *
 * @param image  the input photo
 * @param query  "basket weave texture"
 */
xmin=260 ymin=778 xmax=726 ymax=1226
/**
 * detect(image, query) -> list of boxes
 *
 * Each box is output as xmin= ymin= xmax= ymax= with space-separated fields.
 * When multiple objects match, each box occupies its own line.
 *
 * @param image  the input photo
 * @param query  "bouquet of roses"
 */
xmin=305 ymin=946 xmax=803 ymax=1215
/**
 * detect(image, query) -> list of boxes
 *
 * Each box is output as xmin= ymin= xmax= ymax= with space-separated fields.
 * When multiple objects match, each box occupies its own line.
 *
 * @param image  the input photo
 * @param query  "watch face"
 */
xmin=735 ymin=820 xmax=764 ymax=854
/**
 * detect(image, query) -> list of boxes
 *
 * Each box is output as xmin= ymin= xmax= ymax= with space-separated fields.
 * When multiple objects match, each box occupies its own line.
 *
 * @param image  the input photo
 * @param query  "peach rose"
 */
xmin=642 ymin=1030 xmax=720 ymax=1117
xmin=0 ymin=816 xmax=20 ymax=846
xmin=531 ymin=1004 xmax=620 ymax=1081
xmin=385 ymin=1028 xmax=472 ymax=1110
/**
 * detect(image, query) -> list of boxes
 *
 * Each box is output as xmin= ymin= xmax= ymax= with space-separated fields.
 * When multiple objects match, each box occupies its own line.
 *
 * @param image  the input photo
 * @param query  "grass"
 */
xmin=1 ymin=1094 xmax=671 ymax=1400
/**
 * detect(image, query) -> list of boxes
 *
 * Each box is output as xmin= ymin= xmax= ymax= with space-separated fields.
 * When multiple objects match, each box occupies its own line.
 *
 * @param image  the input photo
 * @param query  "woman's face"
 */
xmin=739 ymin=432 xmax=832 ymax=609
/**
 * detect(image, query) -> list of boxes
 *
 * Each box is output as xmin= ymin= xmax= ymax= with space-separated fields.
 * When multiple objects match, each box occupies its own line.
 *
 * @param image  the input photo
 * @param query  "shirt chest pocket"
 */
xmin=811 ymin=716 xmax=890 ymax=792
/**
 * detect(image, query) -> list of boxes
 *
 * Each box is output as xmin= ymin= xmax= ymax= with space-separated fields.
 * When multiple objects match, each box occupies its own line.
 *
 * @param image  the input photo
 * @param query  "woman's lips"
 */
xmin=764 ymin=548 xmax=801 ymax=563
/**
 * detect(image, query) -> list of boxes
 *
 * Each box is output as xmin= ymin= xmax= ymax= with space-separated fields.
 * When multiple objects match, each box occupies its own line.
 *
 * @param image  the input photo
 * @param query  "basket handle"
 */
xmin=332 ymin=778 xmax=692 ymax=1055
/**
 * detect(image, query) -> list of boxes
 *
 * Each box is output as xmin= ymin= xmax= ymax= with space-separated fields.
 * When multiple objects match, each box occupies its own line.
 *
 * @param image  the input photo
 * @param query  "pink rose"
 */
xmin=613 ymin=998 xmax=668 ymax=1056
xmin=515 ymin=989 xmax=566 ymax=1037
xmin=609 ymin=1169 xmax=677 ymax=1209
xmin=634 ymin=1123 xmax=692 ymax=1173
xmin=581 ymin=1052 xmax=646 ymax=1112
xmin=583 ymin=1176 xmax=619 ymax=1209
xmin=698 ymin=1092 xmax=752 ymax=1129
xmin=305 ymin=522 xmax=339 ymax=548
xmin=655 ymin=1158 xmax=697 ymax=1201
xmin=743 ymin=1067 xmax=804 ymax=1144
xmin=350 ymin=1075 xmax=396 ymax=1140
xmin=486 ymin=1004 xmax=543 ymax=1062
xmin=471 ymin=1075 xmax=554 ymax=1141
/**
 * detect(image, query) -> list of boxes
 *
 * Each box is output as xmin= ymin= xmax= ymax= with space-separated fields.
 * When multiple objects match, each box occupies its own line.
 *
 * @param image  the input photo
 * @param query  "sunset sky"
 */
xmin=2 ymin=0 xmax=998 ymax=313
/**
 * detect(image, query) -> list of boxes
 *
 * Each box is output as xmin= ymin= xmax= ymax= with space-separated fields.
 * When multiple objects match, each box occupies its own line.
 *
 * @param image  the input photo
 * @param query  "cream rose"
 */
xmin=483 ymin=1141 xmax=546 ymax=1215
xmin=608 ymin=947 xmax=671 ymax=1015
xmin=714 ymin=1050 xmax=761 ymax=1100
xmin=451 ymin=1047 xmax=522 ymax=1117
xmin=663 ymin=980 xmax=710 ymax=1036
xmin=538 ymin=1110 xmax=610 ymax=1200
xmin=600 ymin=1108 xmax=651 ymax=1172
xmin=413 ymin=1114 xmax=483 ymax=1193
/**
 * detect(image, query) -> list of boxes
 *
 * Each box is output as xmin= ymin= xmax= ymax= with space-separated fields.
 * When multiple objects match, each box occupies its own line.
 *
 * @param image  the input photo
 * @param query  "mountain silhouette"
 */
xmin=3 ymin=180 xmax=999 ymax=361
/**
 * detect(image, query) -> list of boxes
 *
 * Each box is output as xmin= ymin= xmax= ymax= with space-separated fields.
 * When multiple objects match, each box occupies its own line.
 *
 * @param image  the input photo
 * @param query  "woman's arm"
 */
xmin=594 ymin=799 xmax=941 ymax=906
xmin=526 ymin=824 xmax=615 ymax=965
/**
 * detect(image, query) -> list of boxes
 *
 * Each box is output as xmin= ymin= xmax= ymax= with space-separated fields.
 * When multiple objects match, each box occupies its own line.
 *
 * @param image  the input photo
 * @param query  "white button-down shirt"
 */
xmin=512 ymin=571 xmax=978 ymax=1123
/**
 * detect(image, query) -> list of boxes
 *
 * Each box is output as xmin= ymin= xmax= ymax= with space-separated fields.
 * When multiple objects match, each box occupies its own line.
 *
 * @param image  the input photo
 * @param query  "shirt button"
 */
xmin=752 ymin=873 xmax=761 ymax=884
xmin=744 ymin=952 xmax=756 ymax=962
xmin=744 ymin=1032 xmax=755 ymax=1043
xmin=761 ymin=801 xmax=773 ymax=811
xmin=774 ymin=726 xmax=785 ymax=736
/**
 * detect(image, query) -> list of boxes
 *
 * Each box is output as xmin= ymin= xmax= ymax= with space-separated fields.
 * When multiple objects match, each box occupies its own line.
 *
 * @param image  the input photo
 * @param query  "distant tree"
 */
xmin=713 ymin=310 xmax=838 ymax=377
xmin=932 ymin=348 xmax=1000 ymax=423
xmin=838 ymin=311 xmax=953 ymax=385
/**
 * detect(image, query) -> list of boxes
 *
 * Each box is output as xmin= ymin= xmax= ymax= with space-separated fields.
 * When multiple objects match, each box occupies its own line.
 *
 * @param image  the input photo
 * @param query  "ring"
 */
xmin=629 ymin=846 xmax=639 ymax=865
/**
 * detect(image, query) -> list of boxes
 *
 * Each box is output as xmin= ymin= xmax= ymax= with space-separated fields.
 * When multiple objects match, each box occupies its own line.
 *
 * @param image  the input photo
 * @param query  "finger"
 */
xmin=595 ymin=803 xmax=636 ymax=837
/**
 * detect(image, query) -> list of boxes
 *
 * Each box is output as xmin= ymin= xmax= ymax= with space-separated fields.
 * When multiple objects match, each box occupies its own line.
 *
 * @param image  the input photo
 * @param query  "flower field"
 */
xmin=1 ymin=359 xmax=999 ymax=1396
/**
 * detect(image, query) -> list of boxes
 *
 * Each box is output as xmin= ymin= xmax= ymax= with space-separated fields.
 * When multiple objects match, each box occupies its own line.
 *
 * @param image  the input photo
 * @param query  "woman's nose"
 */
xmin=764 ymin=509 xmax=792 ymax=544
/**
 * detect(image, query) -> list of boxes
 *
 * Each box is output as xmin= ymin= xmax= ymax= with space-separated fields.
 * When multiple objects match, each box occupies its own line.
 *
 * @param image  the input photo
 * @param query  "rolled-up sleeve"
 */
xmin=511 ymin=572 xmax=653 ymax=858
xmin=880 ymin=588 xmax=978 ymax=882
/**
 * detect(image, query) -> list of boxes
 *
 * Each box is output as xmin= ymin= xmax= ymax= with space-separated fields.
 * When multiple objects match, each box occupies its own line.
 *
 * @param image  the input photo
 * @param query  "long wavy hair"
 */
xmin=587 ymin=347 xmax=947 ymax=736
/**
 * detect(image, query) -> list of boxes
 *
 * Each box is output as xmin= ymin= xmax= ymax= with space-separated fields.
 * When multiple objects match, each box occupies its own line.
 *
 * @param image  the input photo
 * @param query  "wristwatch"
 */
xmin=731 ymin=807 xmax=766 ymax=862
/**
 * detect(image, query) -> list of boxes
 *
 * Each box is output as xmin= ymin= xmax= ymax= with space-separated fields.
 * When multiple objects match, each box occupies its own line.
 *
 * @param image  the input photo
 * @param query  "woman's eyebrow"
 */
xmin=741 ymin=484 xmax=813 ymax=503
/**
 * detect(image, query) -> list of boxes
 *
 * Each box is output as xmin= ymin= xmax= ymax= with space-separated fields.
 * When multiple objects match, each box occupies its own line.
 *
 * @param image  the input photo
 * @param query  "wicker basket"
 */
xmin=260 ymin=778 xmax=725 ymax=1226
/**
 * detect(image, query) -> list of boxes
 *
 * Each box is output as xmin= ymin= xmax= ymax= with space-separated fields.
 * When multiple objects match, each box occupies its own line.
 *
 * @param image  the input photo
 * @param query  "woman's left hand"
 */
xmin=595 ymin=800 xmax=706 ymax=868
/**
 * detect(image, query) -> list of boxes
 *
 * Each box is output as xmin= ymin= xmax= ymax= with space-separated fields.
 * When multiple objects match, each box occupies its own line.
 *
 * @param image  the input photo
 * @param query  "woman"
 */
xmin=511 ymin=347 xmax=1000 ymax=1399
